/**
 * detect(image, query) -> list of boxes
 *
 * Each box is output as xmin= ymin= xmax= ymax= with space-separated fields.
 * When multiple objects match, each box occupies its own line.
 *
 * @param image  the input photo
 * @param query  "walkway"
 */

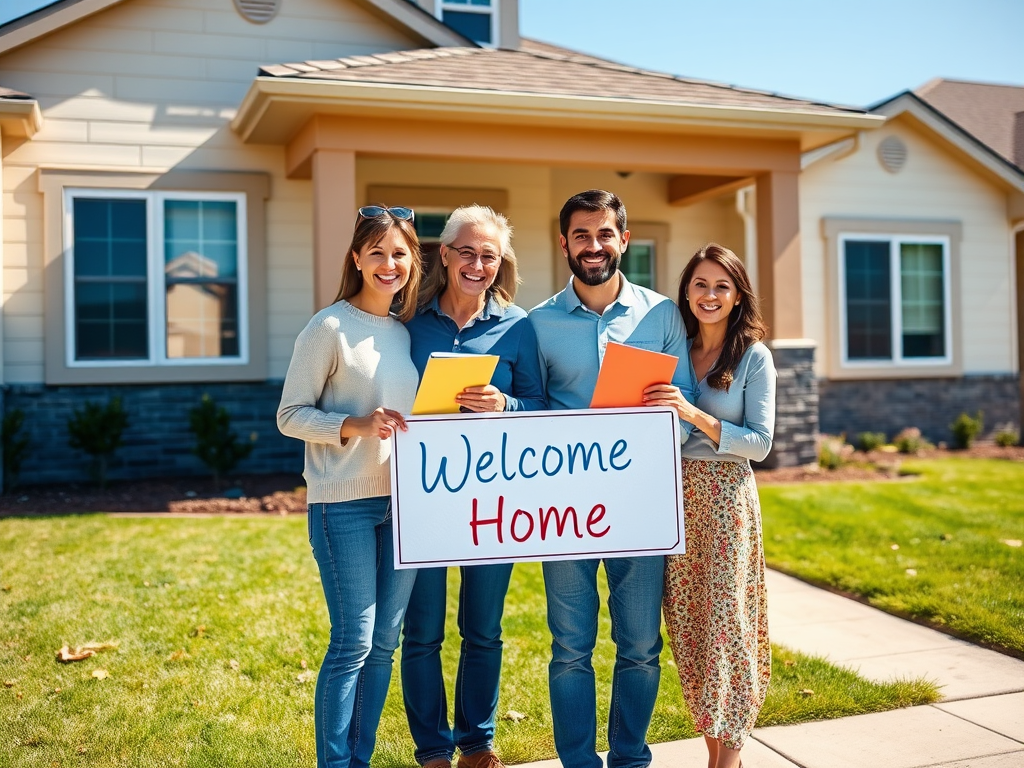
xmin=519 ymin=569 xmax=1024 ymax=768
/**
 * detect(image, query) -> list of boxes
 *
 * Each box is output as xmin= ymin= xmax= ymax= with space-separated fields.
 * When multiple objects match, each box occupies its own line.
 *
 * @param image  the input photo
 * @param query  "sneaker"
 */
xmin=457 ymin=751 xmax=505 ymax=768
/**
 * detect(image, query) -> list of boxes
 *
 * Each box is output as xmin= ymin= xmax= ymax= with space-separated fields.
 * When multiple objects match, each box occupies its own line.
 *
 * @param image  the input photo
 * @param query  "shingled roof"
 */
xmin=258 ymin=39 xmax=865 ymax=117
xmin=915 ymin=78 xmax=1024 ymax=171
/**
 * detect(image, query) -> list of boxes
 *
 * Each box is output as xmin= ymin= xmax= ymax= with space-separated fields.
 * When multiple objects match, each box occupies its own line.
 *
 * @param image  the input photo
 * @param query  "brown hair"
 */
xmin=334 ymin=212 xmax=422 ymax=323
xmin=558 ymin=189 xmax=626 ymax=238
xmin=677 ymin=243 xmax=767 ymax=391
xmin=418 ymin=205 xmax=520 ymax=309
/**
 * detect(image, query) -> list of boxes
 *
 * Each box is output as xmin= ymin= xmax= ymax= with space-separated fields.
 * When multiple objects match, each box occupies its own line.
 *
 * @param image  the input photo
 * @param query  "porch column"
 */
xmin=755 ymin=170 xmax=817 ymax=468
xmin=754 ymin=170 xmax=802 ymax=339
xmin=312 ymin=148 xmax=356 ymax=311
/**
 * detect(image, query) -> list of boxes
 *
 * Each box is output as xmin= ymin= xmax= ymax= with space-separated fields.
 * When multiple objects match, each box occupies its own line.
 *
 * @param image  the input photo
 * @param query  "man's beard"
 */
xmin=567 ymin=248 xmax=621 ymax=287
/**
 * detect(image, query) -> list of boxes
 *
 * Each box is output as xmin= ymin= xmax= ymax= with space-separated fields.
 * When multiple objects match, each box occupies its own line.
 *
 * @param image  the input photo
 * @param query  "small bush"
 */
xmin=950 ymin=411 xmax=984 ymax=449
xmin=818 ymin=433 xmax=852 ymax=470
xmin=67 ymin=397 xmax=129 ymax=488
xmin=893 ymin=427 xmax=930 ymax=455
xmin=995 ymin=428 xmax=1020 ymax=447
xmin=2 ymin=408 xmax=31 ymax=491
xmin=856 ymin=431 xmax=887 ymax=452
xmin=189 ymin=394 xmax=256 ymax=486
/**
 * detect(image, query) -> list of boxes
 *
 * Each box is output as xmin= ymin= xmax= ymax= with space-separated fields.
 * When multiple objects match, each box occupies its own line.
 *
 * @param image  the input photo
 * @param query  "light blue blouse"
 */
xmin=679 ymin=340 xmax=777 ymax=463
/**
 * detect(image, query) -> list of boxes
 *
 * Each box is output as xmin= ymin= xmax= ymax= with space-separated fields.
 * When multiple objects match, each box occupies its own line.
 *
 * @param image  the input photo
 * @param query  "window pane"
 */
xmin=621 ymin=242 xmax=654 ymax=289
xmin=445 ymin=0 xmax=492 ymax=5
xmin=164 ymin=199 xmax=238 ymax=278
xmin=165 ymin=282 xmax=239 ymax=359
xmin=72 ymin=197 xmax=149 ymax=360
xmin=900 ymin=242 xmax=945 ymax=358
xmin=415 ymin=213 xmax=449 ymax=240
xmin=74 ymin=198 xmax=146 ymax=278
xmin=844 ymin=240 xmax=891 ymax=360
xmin=442 ymin=9 xmax=491 ymax=43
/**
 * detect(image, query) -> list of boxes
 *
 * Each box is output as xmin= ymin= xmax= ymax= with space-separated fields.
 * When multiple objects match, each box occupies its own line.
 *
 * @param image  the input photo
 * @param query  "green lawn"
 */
xmin=761 ymin=457 xmax=1024 ymax=656
xmin=0 ymin=514 xmax=936 ymax=768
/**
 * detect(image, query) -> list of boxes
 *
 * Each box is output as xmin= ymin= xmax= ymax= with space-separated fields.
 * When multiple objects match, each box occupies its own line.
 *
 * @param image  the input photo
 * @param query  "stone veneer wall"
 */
xmin=758 ymin=342 xmax=818 ymax=468
xmin=819 ymin=374 xmax=1021 ymax=444
xmin=3 ymin=382 xmax=302 ymax=487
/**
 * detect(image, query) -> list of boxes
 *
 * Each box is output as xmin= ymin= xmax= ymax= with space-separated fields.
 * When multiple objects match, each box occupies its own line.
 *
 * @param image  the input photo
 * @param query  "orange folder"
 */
xmin=590 ymin=341 xmax=679 ymax=408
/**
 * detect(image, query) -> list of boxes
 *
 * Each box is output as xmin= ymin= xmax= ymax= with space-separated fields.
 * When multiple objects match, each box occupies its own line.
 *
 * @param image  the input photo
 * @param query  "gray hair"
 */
xmin=439 ymin=205 xmax=514 ymax=257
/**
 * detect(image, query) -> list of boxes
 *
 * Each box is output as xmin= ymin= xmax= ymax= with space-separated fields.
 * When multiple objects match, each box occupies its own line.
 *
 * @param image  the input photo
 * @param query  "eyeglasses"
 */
xmin=446 ymin=245 xmax=500 ymax=267
xmin=357 ymin=205 xmax=415 ymax=223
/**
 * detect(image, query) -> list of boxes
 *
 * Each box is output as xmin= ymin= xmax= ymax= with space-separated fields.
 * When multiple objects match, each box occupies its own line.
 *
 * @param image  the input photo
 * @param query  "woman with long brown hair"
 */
xmin=643 ymin=242 xmax=776 ymax=768
xmin=277 ymin=205 xmax=422 ymax=768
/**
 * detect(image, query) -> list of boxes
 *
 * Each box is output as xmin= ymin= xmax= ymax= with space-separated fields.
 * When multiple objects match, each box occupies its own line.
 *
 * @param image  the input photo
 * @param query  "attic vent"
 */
xmin=234 ymin=0 xmax=280 ymax=24
xmin=878 ymin=136 xmax=908 ymax=174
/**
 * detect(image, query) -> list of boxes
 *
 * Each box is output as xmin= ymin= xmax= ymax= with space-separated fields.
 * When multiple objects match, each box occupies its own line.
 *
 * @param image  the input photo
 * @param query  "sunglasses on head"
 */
xmin=357 ymin=205 xmax=415 ymax=223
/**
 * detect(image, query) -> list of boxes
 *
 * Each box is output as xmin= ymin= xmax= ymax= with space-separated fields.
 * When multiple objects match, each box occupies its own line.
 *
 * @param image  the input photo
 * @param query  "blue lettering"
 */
xmin=475 ymin=451 xmax=497 ymax=483
xmin=542 ymin=446 xmax=564 ymax=476
xmin=518 ymin=447 xmax=538 ymax=479
xmin=500 ymin=432 xmax=517 ymax=481
xmin=609 ymin=439 xmax=631 ymax=470
xmin=567 ymin=442 xmax=608 ymax=474
xmin=420 ymin=435 xmax=472 ymax=493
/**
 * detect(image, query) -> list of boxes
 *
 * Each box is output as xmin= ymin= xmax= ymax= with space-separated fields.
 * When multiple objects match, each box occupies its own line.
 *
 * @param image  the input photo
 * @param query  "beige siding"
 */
xmin=0 ymin=0 xmax=422 ymax=383
xmin=800 ymin=119 xmax=1016 ymax=377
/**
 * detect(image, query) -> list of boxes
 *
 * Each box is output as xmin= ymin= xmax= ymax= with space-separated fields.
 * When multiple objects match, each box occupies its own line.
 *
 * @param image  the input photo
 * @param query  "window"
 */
xmin=839 ymin=234 xmax=951 ymax=366
xmin=64 ymin=189 xmax=248 ymax=368
xmin=621 ymin=239 xmax=655 ymax=289
xmin=437 ymin=0 xmax=496 ymax=46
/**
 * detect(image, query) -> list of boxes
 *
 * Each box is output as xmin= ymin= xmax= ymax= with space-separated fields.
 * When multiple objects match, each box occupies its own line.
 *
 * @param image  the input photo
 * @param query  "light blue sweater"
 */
xmin=679 ymin=340 xmax=777 ymax=463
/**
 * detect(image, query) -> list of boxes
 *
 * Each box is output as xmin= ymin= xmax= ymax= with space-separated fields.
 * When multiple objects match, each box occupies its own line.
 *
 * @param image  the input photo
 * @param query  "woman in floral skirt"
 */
xmin=642 ymin=242 xmax=776 ymax=768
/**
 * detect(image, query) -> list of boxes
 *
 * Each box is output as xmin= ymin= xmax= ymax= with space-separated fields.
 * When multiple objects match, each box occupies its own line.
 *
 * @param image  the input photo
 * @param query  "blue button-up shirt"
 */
xmin=529 ymin=274 xmax=694 ymax=437
xmin=405 ymin=294 xmax=547 ymax=412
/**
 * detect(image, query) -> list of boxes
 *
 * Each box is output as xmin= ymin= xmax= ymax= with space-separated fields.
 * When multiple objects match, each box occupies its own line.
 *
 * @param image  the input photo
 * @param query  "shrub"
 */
xmin=2 ymin=408 xmax=31 ymax=491
xmin=67 ymin=397 xmax=129 ymax=488
xmin=893 ymin=427 xmax=930 ymax=455
xmin=818 ymin=433 xmax=852 ymax=470
xmin=189 ymin=394 xmax=256 ymax=487
xmin=856 ymin=431 xmax=887 ymax=452
xmin=950 ymin=411 xmax=984 ymax=449
xmin=995 ymin=428 xmax=1020 ymax=447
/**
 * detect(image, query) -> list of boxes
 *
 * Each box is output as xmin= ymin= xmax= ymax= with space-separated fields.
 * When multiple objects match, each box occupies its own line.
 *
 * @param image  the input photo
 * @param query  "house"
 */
xmin=0 ymin=0 xmax=1019 ymax=486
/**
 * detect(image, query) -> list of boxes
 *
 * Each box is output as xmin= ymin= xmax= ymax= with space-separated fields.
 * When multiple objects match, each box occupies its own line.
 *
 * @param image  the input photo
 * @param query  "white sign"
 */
xmin=390 ymin=407 xmax=684 ymax=569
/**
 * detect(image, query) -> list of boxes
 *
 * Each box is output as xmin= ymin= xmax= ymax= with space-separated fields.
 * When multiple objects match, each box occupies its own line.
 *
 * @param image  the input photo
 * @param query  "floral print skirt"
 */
xmin=663 ymin=458 xmax=771 ymax=750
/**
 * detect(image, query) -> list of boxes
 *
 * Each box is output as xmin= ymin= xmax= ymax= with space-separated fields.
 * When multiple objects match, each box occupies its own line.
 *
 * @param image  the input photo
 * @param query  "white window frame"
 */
xmin=837 ymin=232 xmax=952 ymax=369
xmin=435 ymin=0 xmax=498 ymax=47
xmin=63 ymin=188 xmax=250 ymax=369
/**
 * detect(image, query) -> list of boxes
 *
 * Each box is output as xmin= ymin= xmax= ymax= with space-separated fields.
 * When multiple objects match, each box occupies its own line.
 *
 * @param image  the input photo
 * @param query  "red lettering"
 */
xmin=471 ymin=495 xmax=503 ymax=546
xmin=511 ymin=509 xmax=535 ymax=542
xmin=540 ymin=506 xmax=583 ymax=540
xmin=586 ymin=504 xmax=610 ymax=538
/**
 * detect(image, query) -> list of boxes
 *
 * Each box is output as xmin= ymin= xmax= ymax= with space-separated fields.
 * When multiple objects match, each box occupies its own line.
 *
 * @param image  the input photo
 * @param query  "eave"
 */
xmin=232 ymin=76 xmax=886 ymax=152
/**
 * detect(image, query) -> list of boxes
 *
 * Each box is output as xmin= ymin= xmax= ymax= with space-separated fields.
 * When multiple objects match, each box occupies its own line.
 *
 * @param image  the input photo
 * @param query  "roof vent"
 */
xmin=234 ymin=0 xmax=280 ymax=24
xmin=878 ymin=135 xmax=908 ymax=174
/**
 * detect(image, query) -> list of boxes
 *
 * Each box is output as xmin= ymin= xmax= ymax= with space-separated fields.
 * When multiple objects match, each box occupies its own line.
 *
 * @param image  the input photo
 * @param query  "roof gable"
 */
xmin=0 ymin=0 xmax=470 ymax=56
xmin=914 ymin=78 xmax=1024 ymax=171
xmin=871 ymin=90 xmax=1024 ymax=195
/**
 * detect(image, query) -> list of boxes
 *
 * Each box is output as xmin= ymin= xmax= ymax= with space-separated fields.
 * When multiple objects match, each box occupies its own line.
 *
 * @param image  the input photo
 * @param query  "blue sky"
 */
xmin=1 ymin=0 xmax=1021 ymax=106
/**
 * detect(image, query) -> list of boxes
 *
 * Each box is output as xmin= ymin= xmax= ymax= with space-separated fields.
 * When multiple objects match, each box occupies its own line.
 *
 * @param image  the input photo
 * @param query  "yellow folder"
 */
xmin=411 ymin=353 xmax=500 ymax=415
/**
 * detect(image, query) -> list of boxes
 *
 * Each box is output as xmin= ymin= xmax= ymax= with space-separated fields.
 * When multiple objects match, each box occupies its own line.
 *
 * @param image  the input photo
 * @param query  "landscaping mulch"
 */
xmin=2 ymin=444 xmax=1022 ymax=517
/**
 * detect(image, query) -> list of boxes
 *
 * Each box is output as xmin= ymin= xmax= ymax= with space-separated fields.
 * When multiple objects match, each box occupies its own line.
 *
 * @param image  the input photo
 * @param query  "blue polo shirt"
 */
xmin=405 ymin=294 xmax=547 ymax=412
xmin=529 ymin=274 xmax=695 ymax=438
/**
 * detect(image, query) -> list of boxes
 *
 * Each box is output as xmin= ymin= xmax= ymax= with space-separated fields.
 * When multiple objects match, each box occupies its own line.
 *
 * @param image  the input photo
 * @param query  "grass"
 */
xmin=760 ymin=457 xmax=1024 ymax=656
xmin=0 ymin=514 xmax=937 ymax=768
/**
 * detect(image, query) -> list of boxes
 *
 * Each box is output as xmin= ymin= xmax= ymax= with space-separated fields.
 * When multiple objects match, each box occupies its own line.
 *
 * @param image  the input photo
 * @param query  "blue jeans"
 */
xmin=543 ymin=556 xmax=664 ymax=768
xmin=401 ymin=563 xmax=515 ymax=764
xmin=308 ymin=498 xmax=418 ymax=768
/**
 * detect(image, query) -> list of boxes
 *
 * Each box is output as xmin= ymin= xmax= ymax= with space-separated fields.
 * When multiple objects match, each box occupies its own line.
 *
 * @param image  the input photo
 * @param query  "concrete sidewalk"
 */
xmin=518 ymin=569 xmax=1024 ymax=768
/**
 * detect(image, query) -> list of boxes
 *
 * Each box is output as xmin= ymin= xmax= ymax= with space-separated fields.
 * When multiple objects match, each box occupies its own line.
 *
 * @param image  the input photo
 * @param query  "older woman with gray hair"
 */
xmin=401 ymin=205 xmax=545 ymax=768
